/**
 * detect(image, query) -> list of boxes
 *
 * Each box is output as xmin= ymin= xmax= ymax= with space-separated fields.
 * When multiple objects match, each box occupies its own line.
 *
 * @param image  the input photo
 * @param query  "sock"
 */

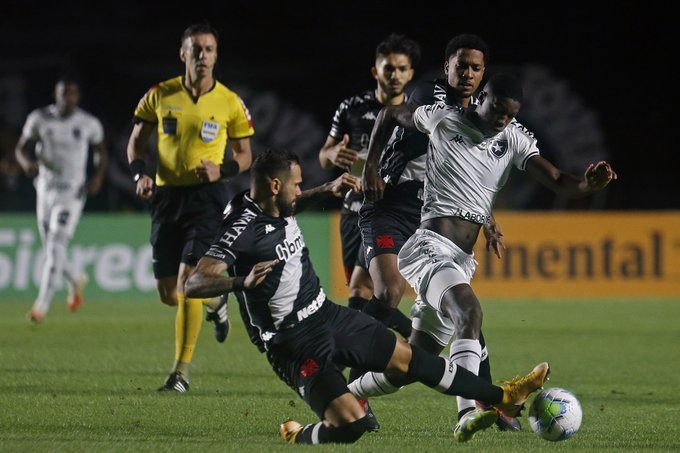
xmin=33 ymin=235 xmax=67 ymax=315
xmin=175 ymin=294 xmax=207 ymax=365
xmin=406 ymin=344 xmax=502 ymax=404
xmin=449 ymin=339 xmax=482 ymax=416
xmin=478 ymin=330 xmax=491 ymax=383
xmin=363 ymin=297 xmax=412 ymax=338
xmin=347 ymin=367 xmax=364 ymax=388
xmin=348 ymin=296 xmax=369 ymax=311
xmin=347 ymin=371 xmax=401 ymax=399
xmin=203 ymin=296 xmax=222 ymax=312
xmin=293 ymin=416 xmax=372 ymax=444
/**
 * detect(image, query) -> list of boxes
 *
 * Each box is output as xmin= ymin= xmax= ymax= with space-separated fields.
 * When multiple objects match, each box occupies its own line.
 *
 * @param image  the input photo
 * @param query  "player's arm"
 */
xmin=362 ymin=104 xmax=417 ymax=202
xmin=185 ymin=256 xmax=279 ymax=298
xmin=483 ymin=214 xmax=506 ymax=259
xmin=294 ymin=172 xmax=361 ymax=214
xmin=126 ymin=121 xmax=155 ymax=199
xmin=526 ymin=155 xmax=617 ymax=197
xmin=85 ymin=141 xmax=109 ymax=195
xmin=14 ymin=135 xmax=39 ymax=178
xmin=319 ymin=134 xmax=359 ymax=170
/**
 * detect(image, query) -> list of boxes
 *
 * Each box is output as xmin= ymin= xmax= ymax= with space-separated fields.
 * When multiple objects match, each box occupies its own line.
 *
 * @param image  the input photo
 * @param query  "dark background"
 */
xmin=1 ymin=1 xmax=675 ymax=212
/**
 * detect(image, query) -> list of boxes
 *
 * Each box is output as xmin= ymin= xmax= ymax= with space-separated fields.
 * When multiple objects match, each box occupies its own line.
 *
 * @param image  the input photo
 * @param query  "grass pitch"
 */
xmin=1 ymin=297 xmax=679 ymax=452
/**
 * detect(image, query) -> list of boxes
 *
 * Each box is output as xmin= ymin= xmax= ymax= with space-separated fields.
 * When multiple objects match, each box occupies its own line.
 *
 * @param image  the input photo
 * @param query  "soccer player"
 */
xmin=318 ymin=33 xmax=420 ymax=321
xmin=359 ymin=34 xmax=518 ymax=433
xmin=184 ymin=148 xmax=550 ymax=445
xmin=350 ymin=73 xmax=616 ymax=441
xmin=126 ymin=23 xmax=254 ymax=392
xmin=15 ymin=76 xmax=107 ymax=323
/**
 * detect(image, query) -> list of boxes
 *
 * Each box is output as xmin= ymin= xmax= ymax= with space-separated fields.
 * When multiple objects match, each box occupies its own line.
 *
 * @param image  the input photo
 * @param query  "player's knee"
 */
xmin=156 ymin=282 xmax=178 ymax=306
xmin=374 ymin=284 xmax=403 ymax=308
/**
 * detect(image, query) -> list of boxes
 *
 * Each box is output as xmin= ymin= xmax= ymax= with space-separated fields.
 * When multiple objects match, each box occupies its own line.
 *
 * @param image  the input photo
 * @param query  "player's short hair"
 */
xmin=252 ymin=148 xmax=301 ymax=184
xmin=181 ymin=23 xmax=219 ymax=44
xmin=485 ymin=73 xmax=523 ymax=103
xmin=376 ymin=33 xmax=422 ymax=67
xmin=444 ymin=34 xmax=489 ymax=64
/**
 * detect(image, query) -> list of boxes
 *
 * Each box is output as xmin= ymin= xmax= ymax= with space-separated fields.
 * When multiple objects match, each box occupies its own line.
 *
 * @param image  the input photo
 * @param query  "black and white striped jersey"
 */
xmin=204 ymin=191 xmax=325 ymax=349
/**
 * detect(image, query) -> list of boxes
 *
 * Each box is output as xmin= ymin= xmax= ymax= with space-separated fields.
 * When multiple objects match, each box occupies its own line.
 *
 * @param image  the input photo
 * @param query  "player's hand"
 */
xmin=361 ymin=161 xmax=385 ymax=202
xmin=328 ymin=172 xmax=361 ymax=197
xmin=483 ymin=220 xmax=505 ymax=259
xmin=195 ymin=159 xmax=221 ymax=183
xmin=135 ymin=174 xmax=154 ymax=200
xmin=584 ymin=161 xmax=617 ymax=191
xmin=330 ymin=135 xmax=359 ymax=170
xmin=244 ymin=259 xmax=279 ymax=289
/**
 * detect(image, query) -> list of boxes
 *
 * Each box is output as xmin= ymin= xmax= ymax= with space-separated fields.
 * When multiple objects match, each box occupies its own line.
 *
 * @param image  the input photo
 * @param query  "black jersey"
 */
xmin=205 ymin=191 xmax=326 ymax=350
xmin=380 ymin=79 xmax=467 ymax=185
xmin=329 ymin=89 xmax=384 ymax=161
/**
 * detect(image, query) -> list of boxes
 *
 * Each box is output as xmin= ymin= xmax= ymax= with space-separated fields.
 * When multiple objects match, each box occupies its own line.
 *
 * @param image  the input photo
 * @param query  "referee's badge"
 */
xmin=201 ymin=120 xmax=219 ymax=143
xmin=489 ymin=139 xmax=508 ymax=158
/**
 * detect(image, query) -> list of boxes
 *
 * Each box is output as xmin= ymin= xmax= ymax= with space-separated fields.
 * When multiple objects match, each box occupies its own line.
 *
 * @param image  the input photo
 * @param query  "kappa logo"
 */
xmin=264 ymin=224 xmax=275 ymax=234
xmin=300 ymin=358 xmax=320 ymax=378
xmin=489 ymin=139 xmax=508 ymax=158
xmin=361 ymin=111 xmax=377 ymax=121
xmin=376 ymin=235 xmax=395 ymax=249
xmin=450 ymin=134 xmax=464 ymax=144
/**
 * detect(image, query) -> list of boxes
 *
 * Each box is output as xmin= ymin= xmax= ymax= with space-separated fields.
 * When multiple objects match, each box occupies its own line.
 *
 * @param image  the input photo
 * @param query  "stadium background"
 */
xmin=1 ymin=2 xmax=677 ymax=301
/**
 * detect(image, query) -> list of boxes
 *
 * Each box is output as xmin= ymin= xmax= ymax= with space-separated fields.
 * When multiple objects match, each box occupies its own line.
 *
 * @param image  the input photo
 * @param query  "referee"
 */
xmin=126 ymin=23 xmax=254 ymax=392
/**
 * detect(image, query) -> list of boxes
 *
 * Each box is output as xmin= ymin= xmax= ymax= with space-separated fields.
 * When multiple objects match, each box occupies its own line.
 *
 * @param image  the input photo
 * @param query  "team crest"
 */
xmin=489 ymin=139 xmax=508 ymax=158
xmin=201 ymin=120 xmax=219 ymax=142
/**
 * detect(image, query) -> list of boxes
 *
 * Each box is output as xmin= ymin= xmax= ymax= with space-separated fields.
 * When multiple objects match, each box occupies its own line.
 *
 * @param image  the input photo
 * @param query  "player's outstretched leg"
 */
xmin=67 ymin=273 xmax=88 ymax=312
xmin=494 ymin=362 xmax=550 ymax=417
xmin=279 ymin=416 xmax=375 ymax=444
xmin=453 ymin=408 xmax=499 ymax=442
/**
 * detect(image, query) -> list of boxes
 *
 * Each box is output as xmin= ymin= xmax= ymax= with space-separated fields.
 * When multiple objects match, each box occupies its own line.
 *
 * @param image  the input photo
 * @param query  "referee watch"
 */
xmin=130 ymin=159 xmax=147 ymax=182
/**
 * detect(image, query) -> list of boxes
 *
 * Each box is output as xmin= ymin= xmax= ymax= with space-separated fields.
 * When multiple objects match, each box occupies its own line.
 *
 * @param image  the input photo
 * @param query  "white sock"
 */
xmin=450 ymin=339 xmax=482 ymax=415
xmin=347 ymin=372 xmax=401 ymax=399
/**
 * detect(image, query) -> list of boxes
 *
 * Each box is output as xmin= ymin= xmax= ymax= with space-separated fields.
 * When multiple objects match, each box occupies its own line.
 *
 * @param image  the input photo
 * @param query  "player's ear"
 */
xmin=179 ymin=46 xmax=186 ymax=63
xmin=269 ymin=177 xmax=281 ymax=195
xmin=443 ymin=60 xmax=449 ymax=76
xmin=371 ymin=66 xmax=378 ymax=80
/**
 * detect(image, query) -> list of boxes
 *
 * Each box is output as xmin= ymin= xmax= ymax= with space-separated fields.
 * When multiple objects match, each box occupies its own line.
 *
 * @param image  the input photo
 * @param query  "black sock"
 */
xmin=294 ymin=416 xmax=372 ymax=444
xmin=362 ymin=297 xmax=392 ymax=323
xmin=348 ymin=366 xmax=364 ymax=386
xmin=406 ymin=344 xmax=503 ymax=404
xmin=389 ymin=307 xmax=412 ymax=339
xmin=348 ymin=296 xmax=369 ymax=311
xmin=478 ymin=330 xmax=492 ymax=383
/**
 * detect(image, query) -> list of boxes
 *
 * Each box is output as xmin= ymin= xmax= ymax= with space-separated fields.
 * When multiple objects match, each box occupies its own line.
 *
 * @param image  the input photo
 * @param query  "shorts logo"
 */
xmin=300 ymin=358 xmax=319 ymax=378
xmin=489 ymin=139 xmax=508 ymax=158
xmin=201 ymin=120 xmax=219 ymax=142
xmin=376 ymin=234 xmax=395 ymax=249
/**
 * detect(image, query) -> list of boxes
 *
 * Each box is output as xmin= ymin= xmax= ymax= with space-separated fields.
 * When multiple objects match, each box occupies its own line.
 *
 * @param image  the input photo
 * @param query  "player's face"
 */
xmin=445 ymin=49 xmax=485 ymax=99
xmin=276 ymin=163 xmax=303 ymax=217
xmin=476 ymin=95 xmax=521 ymax=134
xmin=181 ymin=33 xmax=218 ymax=79
xmin=54 ymin=82 xmax=80 ymax=115
xmin=373 ymin=53 xmax=414 ymax=98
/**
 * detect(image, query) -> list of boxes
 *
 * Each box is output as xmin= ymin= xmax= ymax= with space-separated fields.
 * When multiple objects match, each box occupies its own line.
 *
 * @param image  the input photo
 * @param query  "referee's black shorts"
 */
xmin=266 ymin=301 xmax=396 ymax=418
xmin=149 ymin=181 xmax=228 ymax=279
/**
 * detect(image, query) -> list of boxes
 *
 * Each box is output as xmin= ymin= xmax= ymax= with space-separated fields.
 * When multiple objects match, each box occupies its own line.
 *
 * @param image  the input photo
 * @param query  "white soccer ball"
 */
xmin=528 ymin=387 xmax=582 ymax=441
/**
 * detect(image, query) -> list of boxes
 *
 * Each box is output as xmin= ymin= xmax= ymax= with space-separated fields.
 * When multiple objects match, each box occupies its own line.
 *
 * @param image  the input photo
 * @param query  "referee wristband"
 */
xmin=129 ymin=159 xmax=147 ymax=179
xmin=220 ymin=160 xmax=240 ymax=179
xmin=232 ymin=276 xmax=245 ymax=291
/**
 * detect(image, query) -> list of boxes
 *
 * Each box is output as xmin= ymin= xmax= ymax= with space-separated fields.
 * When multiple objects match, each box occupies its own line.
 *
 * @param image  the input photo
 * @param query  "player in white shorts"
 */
xmin=15 ymin=77 xmax=108 ymax=323
xmin=349 ymin=72 xmax=616 ymax=440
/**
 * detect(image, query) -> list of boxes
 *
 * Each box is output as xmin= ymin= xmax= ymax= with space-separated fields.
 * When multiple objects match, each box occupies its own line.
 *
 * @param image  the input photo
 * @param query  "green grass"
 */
xmin=1 ymin=298 xmax=679 ymax=452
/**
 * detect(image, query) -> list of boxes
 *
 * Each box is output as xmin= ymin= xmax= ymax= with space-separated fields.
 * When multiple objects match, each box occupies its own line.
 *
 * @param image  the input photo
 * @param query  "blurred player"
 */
xmin=351 ymin=72 xmax=616 ymax=441
xmin=318 ymin=33 xmax=420 ymax=318
xmin=184 ymin=148 xmax=550 ymax=445
xmin=127 ymin=23 xmax=254 ymax=391
xmin=15 ymin=76 xmax=107 ymax=323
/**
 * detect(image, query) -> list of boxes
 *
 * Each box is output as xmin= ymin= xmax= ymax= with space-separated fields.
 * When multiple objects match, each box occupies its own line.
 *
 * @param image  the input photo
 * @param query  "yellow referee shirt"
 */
xmin=134 ymin=76 xmax=254 ymax=186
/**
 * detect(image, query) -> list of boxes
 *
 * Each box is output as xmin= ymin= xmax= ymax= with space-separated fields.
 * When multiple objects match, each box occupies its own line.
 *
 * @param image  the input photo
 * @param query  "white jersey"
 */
xmin=21 ymin=105 xmax=104 ymax=192
xmin=413 ymin=104 xmax=539 ymax=224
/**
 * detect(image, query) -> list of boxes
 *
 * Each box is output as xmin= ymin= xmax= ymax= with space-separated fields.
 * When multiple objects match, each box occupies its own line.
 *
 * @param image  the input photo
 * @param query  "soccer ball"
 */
xmin=528 ymin=387 xmax=582 ymax=441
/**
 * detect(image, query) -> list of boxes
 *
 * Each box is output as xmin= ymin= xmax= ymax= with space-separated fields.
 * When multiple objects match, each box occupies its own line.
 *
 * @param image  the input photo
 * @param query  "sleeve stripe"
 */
xmin=520 ymin=152 xmax=540 ymax=170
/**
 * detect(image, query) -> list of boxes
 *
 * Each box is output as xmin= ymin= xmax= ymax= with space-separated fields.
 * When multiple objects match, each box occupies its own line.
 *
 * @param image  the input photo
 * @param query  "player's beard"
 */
xmin=276 ymin=197 xmax=295 ymax=218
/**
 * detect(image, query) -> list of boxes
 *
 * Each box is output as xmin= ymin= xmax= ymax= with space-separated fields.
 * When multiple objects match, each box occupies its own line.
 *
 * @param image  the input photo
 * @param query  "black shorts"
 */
xmin=266 ymin=301 xmax=396 ymax=418
xmin=149 ymin=182 xmax=228 ymax=278
xmin=340 ymin=210 xmax=368 ymax=282
xmin=359 ymin=180 xmax=423 ymax=264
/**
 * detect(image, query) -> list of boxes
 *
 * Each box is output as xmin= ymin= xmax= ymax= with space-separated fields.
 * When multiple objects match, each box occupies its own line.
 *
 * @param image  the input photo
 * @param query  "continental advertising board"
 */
xmin=329 ymin=211 xmax=680 ymax=299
